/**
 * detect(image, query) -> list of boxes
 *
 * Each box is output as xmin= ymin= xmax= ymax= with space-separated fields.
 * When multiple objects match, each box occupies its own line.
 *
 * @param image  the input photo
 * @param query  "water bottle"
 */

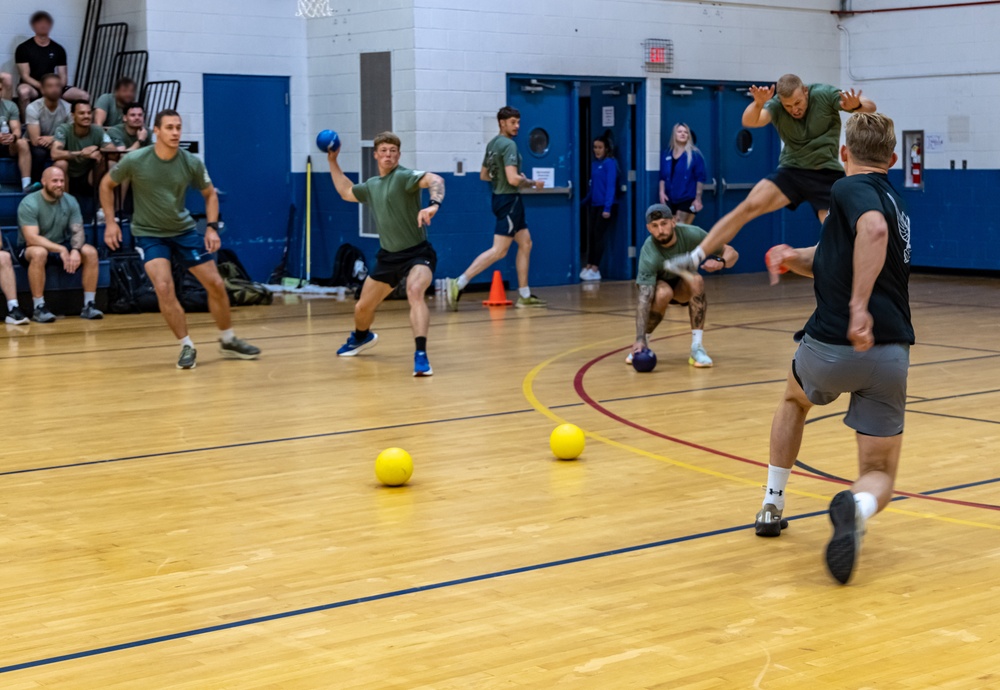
xmin=0 ymin=118 xmax=9 ymax=135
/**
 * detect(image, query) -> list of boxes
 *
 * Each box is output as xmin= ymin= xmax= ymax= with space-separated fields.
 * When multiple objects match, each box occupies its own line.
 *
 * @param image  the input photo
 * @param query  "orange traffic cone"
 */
xmin=482 ymin=270 xmax=513 ymax=306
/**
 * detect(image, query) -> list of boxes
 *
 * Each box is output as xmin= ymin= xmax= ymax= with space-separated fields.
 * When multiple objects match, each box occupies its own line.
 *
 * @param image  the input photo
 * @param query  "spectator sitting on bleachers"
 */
xmin=25 ymin=73 xmax=71 ymax=181
xmin=51 ymin=102 xmax=114 ymax=221
xmin=1 ymin=242 xmax=30 ymax=324
xmin=94 ymin=78 xmax=137 ymax=128
xmin=107 ymin=103 xmax=150 ymax=152
xmin=15 ymin=11 xmax=89 ymax=114
xmin=17 ymin=167 xmax=103 ymax=322
xmin=1 ymin=96 xmax=36 ymax=192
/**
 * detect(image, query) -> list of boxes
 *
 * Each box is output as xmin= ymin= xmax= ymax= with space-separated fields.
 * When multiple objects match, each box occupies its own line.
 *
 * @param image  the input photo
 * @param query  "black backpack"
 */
xmin=216 ymin=247 xmax=273 ymax=307
xmin=318 ymin=243 xmax=367 ymax=288
xmin=108 ymin=252 xmax=159 ymax=314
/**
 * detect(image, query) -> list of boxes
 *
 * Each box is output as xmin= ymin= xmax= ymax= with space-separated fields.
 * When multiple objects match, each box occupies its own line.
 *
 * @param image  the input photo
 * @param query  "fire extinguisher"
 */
xmin=910 ymin=142 xmax=922 ymax=186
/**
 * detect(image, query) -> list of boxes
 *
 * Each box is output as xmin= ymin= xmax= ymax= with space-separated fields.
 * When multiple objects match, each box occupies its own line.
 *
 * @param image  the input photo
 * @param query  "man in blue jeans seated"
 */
xmin=17 ymin=166 xmax=102 ymax=322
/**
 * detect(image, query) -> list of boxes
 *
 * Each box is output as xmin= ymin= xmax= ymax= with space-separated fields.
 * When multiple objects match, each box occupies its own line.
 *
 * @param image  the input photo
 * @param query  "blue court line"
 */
xmin=0 ymin=511 xmax=824 ymax=675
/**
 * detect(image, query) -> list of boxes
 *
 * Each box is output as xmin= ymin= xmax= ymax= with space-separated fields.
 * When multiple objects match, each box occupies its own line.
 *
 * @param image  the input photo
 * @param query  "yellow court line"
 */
xmin=522 ymin=339 xmax=1000 ymax=532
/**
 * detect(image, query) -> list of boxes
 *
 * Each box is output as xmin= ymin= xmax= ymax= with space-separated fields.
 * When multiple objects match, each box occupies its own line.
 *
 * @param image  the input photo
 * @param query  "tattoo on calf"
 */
xmin=689 ymin=292 xmax=707 ymax=330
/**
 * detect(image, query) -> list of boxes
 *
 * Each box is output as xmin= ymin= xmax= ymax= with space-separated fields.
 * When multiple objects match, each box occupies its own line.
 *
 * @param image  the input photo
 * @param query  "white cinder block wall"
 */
xmin=409 ymin=0 xmax=843 ymax=173
xmin=0 ymin=2 xmax=86 ymax=91
xmin=839 ymin=0 xmax=1000 ymax=169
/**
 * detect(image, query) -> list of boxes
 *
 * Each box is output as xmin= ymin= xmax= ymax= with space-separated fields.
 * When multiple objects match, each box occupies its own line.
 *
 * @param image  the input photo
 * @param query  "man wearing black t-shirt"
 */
xmin=15 ymin=11 xmax=89 ymax=112
xmin=754 ymin=112 xmax=912 ymax=586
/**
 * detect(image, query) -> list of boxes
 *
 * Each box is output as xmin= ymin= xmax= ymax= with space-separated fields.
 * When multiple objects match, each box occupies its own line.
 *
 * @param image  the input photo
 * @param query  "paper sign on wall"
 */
xmin=532 ymin=167 xmax=555 ymax=188
xmin=602 ymin=106 xmax=615 ymax=128
xmin=926 ymin=133 xmax=945 ymax=152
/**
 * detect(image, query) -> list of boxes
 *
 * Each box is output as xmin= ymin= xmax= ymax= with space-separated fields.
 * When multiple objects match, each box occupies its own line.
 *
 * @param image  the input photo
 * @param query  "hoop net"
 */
xmin=296 ymin=0 xmax=333 ymax=18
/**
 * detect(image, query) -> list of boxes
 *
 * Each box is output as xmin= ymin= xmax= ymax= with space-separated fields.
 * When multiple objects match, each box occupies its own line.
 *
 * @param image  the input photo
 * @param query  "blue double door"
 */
xmin=661 ymin=80 xmax=823 ymax=273
xmin=506 ymin=76 xmax=644 ymax=284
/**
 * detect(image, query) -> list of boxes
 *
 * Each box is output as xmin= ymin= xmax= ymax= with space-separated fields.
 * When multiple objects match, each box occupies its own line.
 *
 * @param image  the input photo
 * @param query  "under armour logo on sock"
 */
xmin=768 ymin=488 xmax=783 ymax=496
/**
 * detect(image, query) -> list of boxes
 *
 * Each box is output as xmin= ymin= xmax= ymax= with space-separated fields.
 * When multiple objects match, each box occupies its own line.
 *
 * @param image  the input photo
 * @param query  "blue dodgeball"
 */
xmin=316 ymin=129 xmax=341 ymax=153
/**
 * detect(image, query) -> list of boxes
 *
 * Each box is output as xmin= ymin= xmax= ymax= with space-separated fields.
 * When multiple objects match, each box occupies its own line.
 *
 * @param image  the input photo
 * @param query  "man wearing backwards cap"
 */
xmin=631 ymin=204 xmax=739 ymax=368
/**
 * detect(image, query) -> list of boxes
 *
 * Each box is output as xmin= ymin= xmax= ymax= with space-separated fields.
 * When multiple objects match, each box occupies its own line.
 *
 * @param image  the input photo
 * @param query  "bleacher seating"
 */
xmin=0 ymin=158 xmax=111 ymax=315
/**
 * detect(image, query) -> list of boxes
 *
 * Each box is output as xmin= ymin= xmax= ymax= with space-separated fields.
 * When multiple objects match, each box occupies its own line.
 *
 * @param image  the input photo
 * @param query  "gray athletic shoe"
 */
xmin=31 ymin=304 xmax=57 ymax=323
xmin=220 ymin=336 xmax=261 ymax=360
xmin=515 ymin=294 xmax=547 ymax=309
xmin=177 ymin=344 xmax=197 ymax=370
xmin=445 ymin=278 xmax=462 ymax=312
xmin=80 ymin=302 xmax=104 ymax=320
xmin=825 ymin=490 xmax=866 ymax=585
xmin=755 ymin=503 xmax=790 ymax=537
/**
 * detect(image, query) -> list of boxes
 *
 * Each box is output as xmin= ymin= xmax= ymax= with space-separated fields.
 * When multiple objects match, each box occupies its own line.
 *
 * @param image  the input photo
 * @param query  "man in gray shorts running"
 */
xmin=754 ymin=112 xmax=912 ymax=585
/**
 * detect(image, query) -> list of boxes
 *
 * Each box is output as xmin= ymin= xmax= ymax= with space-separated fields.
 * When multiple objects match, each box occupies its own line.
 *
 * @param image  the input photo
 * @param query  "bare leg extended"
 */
xmin=513 ymin=228 xmax=532 ymax=289
xmin=145 ymin=258 xmax=189 ymax=338
xmin=406 ymin=264 xmax=433 ymax=338
xmin=700 ymin=179 xmax=791 ymax=255
xmin=459 ymin=234 xmax=514 ymax=284
xmin=188 ymin=261 xmax=231 ymax=331
xmin=854 ymin=433 xmax=902 ymax=512
xmin=353 ymin=276 xmax=394 ymax=332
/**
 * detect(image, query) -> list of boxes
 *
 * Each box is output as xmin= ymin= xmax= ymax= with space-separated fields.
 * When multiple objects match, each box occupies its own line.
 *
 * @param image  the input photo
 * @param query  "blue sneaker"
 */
xmin=413 ymin=350 xmax=433 ymax=377
xmin=337 ymin=331 xmax=378 ymax=356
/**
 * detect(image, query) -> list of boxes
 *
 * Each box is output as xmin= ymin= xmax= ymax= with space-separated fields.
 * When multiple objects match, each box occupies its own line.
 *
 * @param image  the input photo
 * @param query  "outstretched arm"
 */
xmin=765 ymin=243 xmax=818 ymax=285
xmin=634 ymin=284 xmax=656 ymax=350
xmin=848 ymin=211 xmax=889 ymax=351
xmin=417 ymin=172 xmax=445 ymax=227
xmin=742 ymin=85 xmax=775 ymax=128
xmin=327 ymin=148 xmax=358 ymax=202
xmin=840 ymin=88 xmax=876 ymax=114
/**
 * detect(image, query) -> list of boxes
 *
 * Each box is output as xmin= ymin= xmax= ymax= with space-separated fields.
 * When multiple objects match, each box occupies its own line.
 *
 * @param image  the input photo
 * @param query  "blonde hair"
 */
xmin=669 ymin=123 xmax=698 ymax=166
xmin=776 ymin=74 xmax=804 ymax=98
xmin=373 ymin=131 xmax=401 ymax=150
xmin=845 ymin=112 xmax=896 ymax=166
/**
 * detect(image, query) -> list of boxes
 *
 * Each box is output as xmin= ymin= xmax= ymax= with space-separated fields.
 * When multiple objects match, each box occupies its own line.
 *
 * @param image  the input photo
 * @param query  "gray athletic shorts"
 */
xmin=792 ymin=334 xmax=910 ymax=437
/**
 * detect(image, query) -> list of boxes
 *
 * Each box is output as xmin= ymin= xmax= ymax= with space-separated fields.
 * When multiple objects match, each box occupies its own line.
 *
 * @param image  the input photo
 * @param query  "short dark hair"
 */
xmin=114 ymin=77 xmax=137 ymax=91
xmin=70 ymin=100 xmax=91 ymax=113
xmin=123 ymin=102 xmax=144 ymax=116
xmin=497 ymin=106 xmax=520 ymax=122
xmin=154 ymin=108 xmax=181 ymax=128
xmin=373 ymin=131 xmax=401 ymax=150
xmin=30 ymin=10 xmax=53 ymax=25
xmin=39 ymin=72 xmax=61 ymax=86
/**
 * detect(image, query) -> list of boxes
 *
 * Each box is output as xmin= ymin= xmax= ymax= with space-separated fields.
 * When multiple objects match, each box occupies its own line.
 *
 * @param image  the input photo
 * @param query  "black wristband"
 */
xmin=429 ymin=200 xmax=441 ymax=207
xmin=206 ymin=221 xmax=220 ymax=230
xmin=711 ymin=255 xmax=726 ymax=268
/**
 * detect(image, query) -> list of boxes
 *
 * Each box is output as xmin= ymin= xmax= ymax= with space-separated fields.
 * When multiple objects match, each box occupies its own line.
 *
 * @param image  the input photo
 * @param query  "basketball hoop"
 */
xmin=296 ymin=0 xmax=333 ymax=18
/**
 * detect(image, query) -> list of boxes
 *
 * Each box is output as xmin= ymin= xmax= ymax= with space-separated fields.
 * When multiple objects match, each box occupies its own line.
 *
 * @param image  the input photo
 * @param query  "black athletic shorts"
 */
xmin=666 ymin=198 xmax=696 ymax=215
xmin=492 ymin=193 xmax=527 ymax=236
xmin=766 ymin=167 xmax=845 ymax=213
xmin=370 ymin=241 xmax=437 ymax=288
xmin=656 ymin=276 xmax=689 ymax=306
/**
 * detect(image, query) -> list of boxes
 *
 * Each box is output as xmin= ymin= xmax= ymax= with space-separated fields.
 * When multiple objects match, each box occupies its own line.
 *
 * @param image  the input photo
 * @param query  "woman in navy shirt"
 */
xmin=659 ymin=123 xmax=707 ymax=223
xmin=581 ymin=136 xmax=618 ymax=281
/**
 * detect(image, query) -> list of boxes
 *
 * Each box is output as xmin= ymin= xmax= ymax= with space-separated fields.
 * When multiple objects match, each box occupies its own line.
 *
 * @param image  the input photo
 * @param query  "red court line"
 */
xmin=572 ymin=344 xmax=1000 ymax=512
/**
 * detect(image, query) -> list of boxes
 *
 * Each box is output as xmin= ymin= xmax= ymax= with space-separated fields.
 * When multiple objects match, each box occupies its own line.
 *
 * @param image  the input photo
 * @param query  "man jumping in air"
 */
xmin=663 ymin=74 xmax=876 ymax=274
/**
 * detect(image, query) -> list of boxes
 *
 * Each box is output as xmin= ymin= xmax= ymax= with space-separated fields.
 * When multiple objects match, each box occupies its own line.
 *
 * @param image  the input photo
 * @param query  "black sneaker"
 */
xmin=80 ymin=302 xmax=104 ymax=320
xmin=754 ymin=503 xmax=789 ymax=537
xmin=219 ymin=336 xmax=261 ymax=360
xmin=31 ymin=304 xmax=57 ymax=323
xmin=5 ymin=305 xmax=29 ymax=325
xmin=177 ymin=344 xmax=197 ymax=370
xmin=825 ymin=490 xmax=866 ymax=585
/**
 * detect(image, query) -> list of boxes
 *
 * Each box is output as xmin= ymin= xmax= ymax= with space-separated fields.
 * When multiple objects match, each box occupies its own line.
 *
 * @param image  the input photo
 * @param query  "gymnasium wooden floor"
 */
xmin=1 ymin=272 xmax=999 ymax=689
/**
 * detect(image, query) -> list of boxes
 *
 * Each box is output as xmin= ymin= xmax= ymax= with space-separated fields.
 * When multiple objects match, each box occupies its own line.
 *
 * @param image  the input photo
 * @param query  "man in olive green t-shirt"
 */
xmin=93 ymin=77 xmax=136 ymax=127
xmin=327 ymin=131 xmax=446 ymax=377
xmin=99 ymin=108 xmax=260 ymax=369
xmin=51 ymin=101 xmax=114 ymax=212
xmin=443 ymin=105 xmax=547 ymax=311
xmin=631 ymin=204 xmax=739 ymax=368
xmin=663 ymin=74 xmax=877 ymax=277
xmin=17 ymin=166 xmax=103 ymax=322
xmin=107 ymin=103 xmax=150 ymax=151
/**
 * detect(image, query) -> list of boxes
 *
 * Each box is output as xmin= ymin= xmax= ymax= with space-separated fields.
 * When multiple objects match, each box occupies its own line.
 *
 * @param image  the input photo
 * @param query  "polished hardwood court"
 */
xmin=1 ymin=272 xmax=998 ymax=688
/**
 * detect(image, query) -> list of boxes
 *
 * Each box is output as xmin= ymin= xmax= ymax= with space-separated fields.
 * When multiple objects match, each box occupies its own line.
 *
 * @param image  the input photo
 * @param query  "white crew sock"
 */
xmin=518 ymin=286 xmax=531 ymax=299
xmin=763 ymin=465 xmax=791 ymax=510
xmin=854 ymin=491 xmax=878 ymax=521
xmin=456 ymin=274 xmax=470 ymax=290
xmin=179 ymin=335 xmax=195 ymax=349
xmin=7 ymin=299 xmax=18 ymax=311
xmin=83 ymin=291 xmax=95 ymax=305
xmin=219 ymin=328 xmax=235 ymax=344
xmin=692 ymin=329 xmax=704 ymax=348
xmin=21 ymin=177 xmax=31 ymax=189
xmin=32 ymin=297 xmax=44 ymax=308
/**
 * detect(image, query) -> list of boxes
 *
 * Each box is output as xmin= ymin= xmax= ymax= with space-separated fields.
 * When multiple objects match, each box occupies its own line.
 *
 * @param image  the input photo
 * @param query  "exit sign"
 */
xmin=642 ymin=39 xmax=674 ymax=73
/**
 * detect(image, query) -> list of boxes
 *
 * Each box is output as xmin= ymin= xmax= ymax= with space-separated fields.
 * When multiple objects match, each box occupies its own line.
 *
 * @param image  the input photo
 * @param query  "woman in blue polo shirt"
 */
xmin=658 ymin=123 xmax=707 ymax=223
xmin=581 ymin=136 xmax=618 ymax=281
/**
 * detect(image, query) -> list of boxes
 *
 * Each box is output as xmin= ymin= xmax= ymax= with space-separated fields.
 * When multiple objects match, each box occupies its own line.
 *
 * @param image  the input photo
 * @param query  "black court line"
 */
xmin=0 ymin=508 xmax=825 ymax=676
xmin=907 ymin=409 xmax=1000 ymax=425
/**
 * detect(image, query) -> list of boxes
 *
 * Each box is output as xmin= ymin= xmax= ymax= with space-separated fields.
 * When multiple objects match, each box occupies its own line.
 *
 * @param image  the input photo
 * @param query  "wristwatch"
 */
xmin=710 ymin=255 xmax=726 ymax=268
xmin=206 ymin=221 xmax=223 ymax=231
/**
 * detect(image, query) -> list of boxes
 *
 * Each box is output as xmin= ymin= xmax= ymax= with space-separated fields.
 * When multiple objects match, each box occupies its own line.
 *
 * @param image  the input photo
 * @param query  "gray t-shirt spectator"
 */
xmin=94 ymin=93 xmax=123 ymax=127
xmin=25 ymin=98 xmax=71 ymax=136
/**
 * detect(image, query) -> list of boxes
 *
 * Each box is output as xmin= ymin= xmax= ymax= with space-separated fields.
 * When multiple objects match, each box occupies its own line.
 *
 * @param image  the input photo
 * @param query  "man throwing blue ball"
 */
xmin=631 ymin=204 xmax=738 ymax=368
xmin=328 ymin=131 xmax=445 ymax=377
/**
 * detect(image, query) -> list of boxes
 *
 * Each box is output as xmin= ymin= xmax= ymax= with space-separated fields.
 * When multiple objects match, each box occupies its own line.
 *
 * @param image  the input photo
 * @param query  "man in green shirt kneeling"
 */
xmin=17 ymin=166 xmax=103 ymax=322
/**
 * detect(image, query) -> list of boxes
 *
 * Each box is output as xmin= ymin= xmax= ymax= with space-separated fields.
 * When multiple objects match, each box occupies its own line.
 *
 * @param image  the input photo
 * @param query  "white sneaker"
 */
xmin=689 ymin=345 xmax=713 ymax=368
xmin=580 ymin=268 xmax=590 ymax=280
xmin=625 ymin=351 xmax=633 ymax=365
xmin=589 ymin=268 xmax=602 ymax=281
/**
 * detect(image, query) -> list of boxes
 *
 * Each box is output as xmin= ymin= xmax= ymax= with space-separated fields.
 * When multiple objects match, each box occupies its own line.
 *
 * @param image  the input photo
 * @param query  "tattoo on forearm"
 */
xmin=69 ymin=223 xmax=85 ymax=250
xmin=429 ymin=176 xmax=445 ymax=203
xmin=636 ymin=285 xmax=654 ymax=341
xmin=689 ymin=292 xmax=707 ymax=330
